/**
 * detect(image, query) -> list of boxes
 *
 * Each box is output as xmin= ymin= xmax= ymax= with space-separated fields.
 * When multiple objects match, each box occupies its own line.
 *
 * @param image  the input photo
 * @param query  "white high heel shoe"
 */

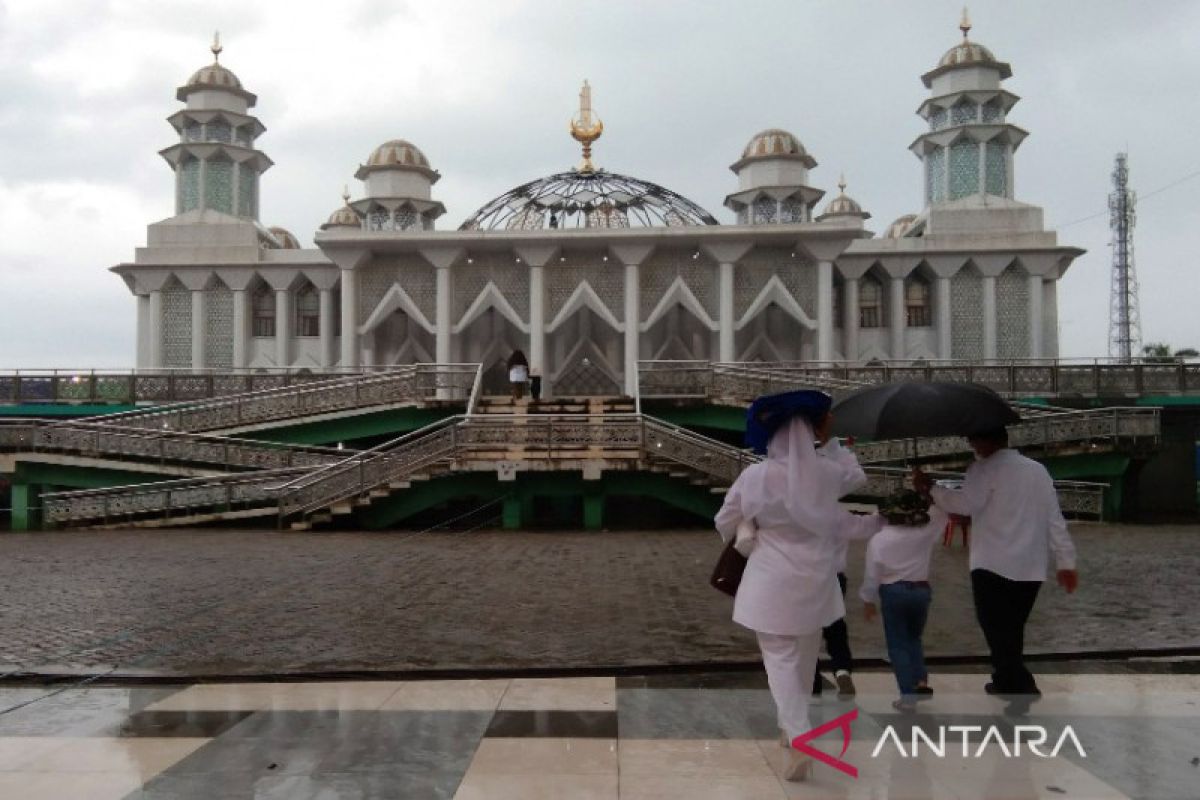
xmin=783 ymin=749 xmax=814 ymax=782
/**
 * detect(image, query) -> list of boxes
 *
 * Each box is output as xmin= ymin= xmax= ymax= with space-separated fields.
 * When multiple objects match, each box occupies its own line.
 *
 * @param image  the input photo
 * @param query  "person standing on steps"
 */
xmin=914 ymin=426 xmax=1079 ymax=706
xmin=715 ymin=390 xmax=882 ymax=782
xmin=506 ymin=350 xmax=529 ymax=400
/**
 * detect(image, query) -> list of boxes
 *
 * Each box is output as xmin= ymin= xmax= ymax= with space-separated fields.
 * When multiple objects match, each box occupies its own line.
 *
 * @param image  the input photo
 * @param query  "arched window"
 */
xmin=951 ymin=100 xmax=976 ymax=126
xmin=368 ymin=207 xmax=390 ymax=231
xmin=860 ymin=279 xmax=882 ymax=329
xmin=252 ymin=287 xmax=275 ymax=337
xmin=906 ymin=279 xmax=932 ymax=327
xmin=294 ymin=284 xmax=320 ymax=337
xmin=753 ymin=197 xmax=777 ymax=225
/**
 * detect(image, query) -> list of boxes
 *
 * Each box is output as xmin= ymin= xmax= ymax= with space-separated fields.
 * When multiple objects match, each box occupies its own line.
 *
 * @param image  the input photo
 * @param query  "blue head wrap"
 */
xmin=744 ymin=390 xmax=833 ymax=455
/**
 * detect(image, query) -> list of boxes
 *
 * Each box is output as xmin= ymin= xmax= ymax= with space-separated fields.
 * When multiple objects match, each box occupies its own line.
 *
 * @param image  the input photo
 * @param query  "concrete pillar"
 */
xmin=135 ymin=295 xmax=150 ymax=368
xmin=982 ymin=275 xmax=997 ymax=361
xmin=817 ymin=261 xmax=833 ymax=362
xmin=435 ymin=265 xmax=451 ymax=363
xmin=843 ymin=278 xmax=860 ymax=363
xmin=190 ymin=290 xmax=207 ymax=372
xmin=936 ymin=277 xmax=952 ymax=359
xmin=624 ymin=262 xmax=640 ymax=395
xmin=529 ymin=263 xmax=545 ymax=377
xmin=1028 ymin=274 xmax=1044 ymax=359
xmin=890 ymin=276 xmax=906 ymax=360
xmin=319 ymin=288 xmax=335 ymax=369
xmin=147 ymin=290 xmax=164 ymax=368
xmin=718 ymin=261 xmax=735 ymax=362
xmin=339 ymin=269 xmax=358 ymax=369
xmin=232 ymin=289 xmax=248 ymax=370
xmin=274 ymin=288 xmax=289 ymax=368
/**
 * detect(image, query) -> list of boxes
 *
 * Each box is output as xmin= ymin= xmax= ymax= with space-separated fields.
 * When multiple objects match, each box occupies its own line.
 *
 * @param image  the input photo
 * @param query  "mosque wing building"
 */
xmin=112 ymin=15 xmax=1082 ymax=396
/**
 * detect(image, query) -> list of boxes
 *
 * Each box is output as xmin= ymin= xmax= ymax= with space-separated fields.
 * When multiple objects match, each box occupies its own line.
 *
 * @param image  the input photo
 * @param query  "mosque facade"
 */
xmin=113 ymin=18 xmax=1082 ymax=396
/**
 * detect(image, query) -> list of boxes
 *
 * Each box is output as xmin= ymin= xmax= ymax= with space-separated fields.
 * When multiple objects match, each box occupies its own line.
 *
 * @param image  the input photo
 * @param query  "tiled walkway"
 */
xmin=0 ymin=666 xmax=1196 ymax=798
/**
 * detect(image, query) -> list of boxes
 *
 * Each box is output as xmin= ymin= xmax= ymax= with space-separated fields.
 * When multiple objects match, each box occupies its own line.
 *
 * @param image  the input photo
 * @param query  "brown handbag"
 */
xmin=710 ymin=538 xmax=748 ymax=597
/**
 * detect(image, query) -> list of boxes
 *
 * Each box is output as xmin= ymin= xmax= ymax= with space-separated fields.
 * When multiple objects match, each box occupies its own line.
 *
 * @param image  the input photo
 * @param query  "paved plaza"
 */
xmin=0 ymin=524 xmax=1196 ymax=677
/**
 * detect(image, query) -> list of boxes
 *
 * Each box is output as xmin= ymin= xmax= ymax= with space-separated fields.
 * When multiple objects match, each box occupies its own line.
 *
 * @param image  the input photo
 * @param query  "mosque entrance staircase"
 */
xmin=40 ymin=398 xmax=1108 ymax=530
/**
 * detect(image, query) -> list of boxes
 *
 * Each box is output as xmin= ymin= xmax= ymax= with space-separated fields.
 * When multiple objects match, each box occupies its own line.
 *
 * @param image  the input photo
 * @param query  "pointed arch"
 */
xmin=546 ymin=281 xmax=624 ymax=333
xmin=736 ymin=275 xmax=817 ymax=331
xmin=453 ymin=281 xmax=529 ymax=335
xmin=641 ymin=276 xmax=718 ymax=332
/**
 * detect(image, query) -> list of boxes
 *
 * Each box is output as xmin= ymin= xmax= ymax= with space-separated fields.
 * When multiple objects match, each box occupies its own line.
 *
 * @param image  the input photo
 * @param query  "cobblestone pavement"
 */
xmin=0 ymin=524 xmax=1196 ymax=676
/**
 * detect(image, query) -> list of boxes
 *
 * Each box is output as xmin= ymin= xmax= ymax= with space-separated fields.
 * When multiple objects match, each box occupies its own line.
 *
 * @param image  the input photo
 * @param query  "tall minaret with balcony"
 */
xmin=910 ymin=10 xmax=1025 ymax=208
xmin=159 ymin=34 xmax=273 ymax=219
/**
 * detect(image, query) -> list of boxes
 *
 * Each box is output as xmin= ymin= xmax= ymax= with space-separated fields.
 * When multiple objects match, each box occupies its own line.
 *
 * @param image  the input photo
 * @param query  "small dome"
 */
xmin=938 ymin=39 xmax=999 ymax=69
xmin=366 ymin=139 xmax=431 ymax=170
xmin=817 ymin=177 xmax=870 ymax=222
xmin=268 ymin=226 xmax=300 ymax=249
xmin=884 ymin=214 xmax=918 ymax=238
xmin=186 ymin=62 xmax=243 ymax=92
xmin=742 ymin=129 xmax=808 ymax=160
xmin=324 ymin=205 xmax=360 ymax=229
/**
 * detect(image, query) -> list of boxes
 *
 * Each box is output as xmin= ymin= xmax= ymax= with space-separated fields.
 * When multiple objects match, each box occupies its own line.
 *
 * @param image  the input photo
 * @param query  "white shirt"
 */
xmin=859 ymin=507 xmax=947 ymax=604
xmin=930 ymin=448 xmax=1076 ymax=582
xmin=508 ymin=365 xmax=528 ymax=383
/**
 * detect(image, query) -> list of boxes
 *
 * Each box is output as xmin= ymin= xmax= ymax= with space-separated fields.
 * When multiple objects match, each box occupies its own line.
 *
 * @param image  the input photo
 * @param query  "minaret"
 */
xmin=910 ymin=9 xmax=1026 ymax=207
xmin=159 ymin=33 xmax=273 ymax=219
xmin=724 ymin=129 xmax=823 ymax=224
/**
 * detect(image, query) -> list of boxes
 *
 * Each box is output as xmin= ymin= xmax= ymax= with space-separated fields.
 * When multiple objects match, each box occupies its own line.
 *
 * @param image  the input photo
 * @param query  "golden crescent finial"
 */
xmin=342 ymin=185 xmax=351 ymax=205
xmin=569 ymin=79 xmax=604 ymax=173
xmin=960 ymin=7 xmax=972 ymax=40
xmin=211 ymin=31 xmax=223 ymax=62
xmin=838 ymin=173 xmax=847 ymax=194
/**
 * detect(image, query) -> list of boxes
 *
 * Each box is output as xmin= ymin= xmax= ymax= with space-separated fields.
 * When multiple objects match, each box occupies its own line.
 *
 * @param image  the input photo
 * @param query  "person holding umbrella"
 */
xmin=715 ymin=390 xmax=882 ymax=781
xmin=914 ymin=426 xmax=1079 ymax=704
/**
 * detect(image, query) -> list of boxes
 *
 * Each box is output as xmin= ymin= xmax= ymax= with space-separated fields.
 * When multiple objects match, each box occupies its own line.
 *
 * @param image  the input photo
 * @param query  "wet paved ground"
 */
xmin=0 ymin=524 xmax=1196 ymax=676
xmin=0 ymin=665 xmax=1197 ymax=799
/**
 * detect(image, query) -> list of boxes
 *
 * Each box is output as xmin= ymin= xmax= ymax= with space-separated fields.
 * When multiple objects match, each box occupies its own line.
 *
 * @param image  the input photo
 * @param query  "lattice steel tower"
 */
xmin=1108 ymin=153 xmax=1141 ymax=361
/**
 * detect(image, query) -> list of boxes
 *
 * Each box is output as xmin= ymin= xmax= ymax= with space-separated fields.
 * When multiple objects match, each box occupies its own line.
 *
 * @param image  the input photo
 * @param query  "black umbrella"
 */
xmin=831 ymin=381 xmax=1021 ymax=441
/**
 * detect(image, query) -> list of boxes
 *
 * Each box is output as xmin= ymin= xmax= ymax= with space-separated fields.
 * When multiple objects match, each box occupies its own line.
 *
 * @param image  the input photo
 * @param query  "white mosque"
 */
xmin=113 ymin=14 xmax=1082 ymax=396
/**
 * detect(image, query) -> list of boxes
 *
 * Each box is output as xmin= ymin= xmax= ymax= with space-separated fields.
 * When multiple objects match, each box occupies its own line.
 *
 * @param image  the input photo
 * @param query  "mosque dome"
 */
xmin=817 ymin=177 xmax=870 ymax=222
xmin=323 ymin=205 xmax=361 ymax=229
xmin=884 ymin=214 xmax=918 ymax=238
xmin=460 ymin=170 xmax=718 ymax=231
xmin=186 ymin=62 xmax=243 ymax=92
xmin=736 ymin=129 xmax=818 ymax=169
xmin=924 ymin=11 xmax=1012 ymax=85
xmin=268 ymin=226 xmax=300 ymax=249
xmin=366 ymin=140 xmax=431 ymax=170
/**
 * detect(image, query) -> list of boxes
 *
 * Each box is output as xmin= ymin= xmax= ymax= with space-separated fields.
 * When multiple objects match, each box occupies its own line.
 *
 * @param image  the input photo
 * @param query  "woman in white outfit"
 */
xmin=715 ymin=390 xmax=882 ymax=781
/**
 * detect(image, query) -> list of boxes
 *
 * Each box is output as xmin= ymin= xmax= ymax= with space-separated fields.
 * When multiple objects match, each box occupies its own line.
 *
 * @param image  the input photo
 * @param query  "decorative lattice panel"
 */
xmin=1043 ymin=283 xmax=1059 ymax=358
xmin=359 ymin=265 xmax=398 ymax=324
xmin=237 ymin=165 xmax=256 ymax=218
xmin=205 ymin=120 xmax=232 ymax=143
xmin=752 ymin=197 xmax=777 ymax=225
xmin=395 ymin=209 xmax=419 ymax=231
xmin=452 ymin=254 xmax=529 ymax=321
xmin=734 ymin=248 xmax=816 ymax=320
xmin=985 ymin=142 xmax=1007 ymax=197
xmin=950 ymin=266 xmax=983 ymax=360
xmin=951 ymin=101 xmax=977 ymax=126
xmin=981 ymin=100 xmax=1003 ymax=123
xmin=641 ymin=250 xmax=718 ymax=320
xmin=183 ymin=121 xmax=202 ymax=142
xmin=996 ymin=265 xmax=1030 ymax=359
xmin=927 ymin=148 xmax=946 ymax=205
xmin=180 ymin=159 xmax=200 ymax=212
xmin=929 ymin=107 xmax=948 ymax=131
xmin=949 ymin=140 xmax=979 ymax=200
xmin=206 ymin=284 xmax=234 ymax=368
xmin=398 ymin=257 xmax=437 ymax=321
xmin=368 ymin=208 xmax=389 ymax=231
xmin=546 ymin=259 xmax=623 ymax=323
xmin=780 ymin=199 xmax=805 ymax=223
xmin=204 ymin=159 xmax=233 ymax=214
xmin=161 ymin=282 xmax=192 ymax=368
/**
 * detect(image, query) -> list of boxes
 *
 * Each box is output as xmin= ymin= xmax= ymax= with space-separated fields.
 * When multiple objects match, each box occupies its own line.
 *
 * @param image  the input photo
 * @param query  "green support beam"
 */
xmin=10 ymin=482 xmax=40 ymax=532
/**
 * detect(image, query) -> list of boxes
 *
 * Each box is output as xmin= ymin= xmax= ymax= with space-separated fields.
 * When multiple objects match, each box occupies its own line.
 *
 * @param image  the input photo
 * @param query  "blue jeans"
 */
xmin=879 ymin=582 xmax=932 ymax=700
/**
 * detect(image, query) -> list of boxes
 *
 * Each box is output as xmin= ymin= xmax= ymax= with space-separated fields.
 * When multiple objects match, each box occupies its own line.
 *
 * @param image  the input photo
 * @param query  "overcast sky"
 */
xmin=2 ymin=0 xmax=1198 ymax=368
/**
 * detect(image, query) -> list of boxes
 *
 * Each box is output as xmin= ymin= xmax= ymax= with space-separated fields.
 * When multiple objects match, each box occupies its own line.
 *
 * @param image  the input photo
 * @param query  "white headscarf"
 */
xmin=739 ymin=415 xmax=865 ymax=535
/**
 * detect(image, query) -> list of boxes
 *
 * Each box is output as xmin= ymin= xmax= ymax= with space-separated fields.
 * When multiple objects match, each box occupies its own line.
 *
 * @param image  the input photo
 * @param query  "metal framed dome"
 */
xmin=460 ymin=169 xmax=719 ymax=231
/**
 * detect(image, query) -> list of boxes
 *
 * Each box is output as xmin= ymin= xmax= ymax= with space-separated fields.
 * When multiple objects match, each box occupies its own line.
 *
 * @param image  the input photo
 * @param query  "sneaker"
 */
xmin=835 ymin=670 xmax=856 ymax=699
xmin=891 ymin=698 xmax=918 ymax=714
xmin=915 ymin=684 xmax=934 ymax=701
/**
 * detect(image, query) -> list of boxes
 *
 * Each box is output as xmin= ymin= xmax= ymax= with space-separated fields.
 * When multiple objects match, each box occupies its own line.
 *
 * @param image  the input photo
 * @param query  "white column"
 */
xmin=435 ymin=265 xmax=451 ymax=363
xmin=624 ymin=262 xmax=640 ymax=395
xmin=274 ymin=288 xmax=289 ymax=368
xmin=816 ymin=261 xmax=833 ymax=362
xmin=529 ymin=263 xmax=545 ymax=376
xmin=890 ymin=276 xmax=905 ymax=360
xmin=232 ymin=289 xmax=248 ymax=370
xmin=319 ymin=288 xmax=335 ymax=369
xmin=190 ymin=290 xmax=207 ymax=372
xmin=1028 ymin=274 xmax=1044 ymax=359
xmin=843 ymin=278 xmax=859 ymax=363
xmin=982 ymin=275 xmax=997 ymax=361
xmin=135 ymin=295 xmax=150 ymax=368
xmin=339 ymin=269 xmax=358 ymax=369
xmin=978 ymin=141 xmax=987 ymax=196
xmin=936 ymin=277 xmax=952 ymax=359
xmin=147 ymin=290 xmax=164 ymax=368
xmin=718 ymin=261 xmax=735 ymax=362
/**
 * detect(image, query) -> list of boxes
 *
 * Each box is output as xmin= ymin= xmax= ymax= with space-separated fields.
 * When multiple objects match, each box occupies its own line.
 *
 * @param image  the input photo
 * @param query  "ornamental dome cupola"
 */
xmin=883 ymin=213 xmax=919 ymax=238
xmin=320 ymin=188 xmax=362 ymax=231
xmin=160 ymin=33 xmax=273 ymax=220
xmin=268 ymin=226 xmax=300 ymax=249
xmin=816 ymin=175 xmax=871 ymax=225
xmin=349 ymin=138 xmax=445 ymax=231
xmin=725 ymin=128 xmax=824 ymax=224
xmin=910 ymin=10 xmax=1026 ymax=208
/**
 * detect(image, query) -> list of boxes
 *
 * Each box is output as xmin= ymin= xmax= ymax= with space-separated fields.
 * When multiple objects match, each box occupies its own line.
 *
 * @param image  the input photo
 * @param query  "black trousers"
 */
xmin=813 ymin=573 xmax=853 ymax=692
xmin=971 ymin=568 xmax=1042 ymax=693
